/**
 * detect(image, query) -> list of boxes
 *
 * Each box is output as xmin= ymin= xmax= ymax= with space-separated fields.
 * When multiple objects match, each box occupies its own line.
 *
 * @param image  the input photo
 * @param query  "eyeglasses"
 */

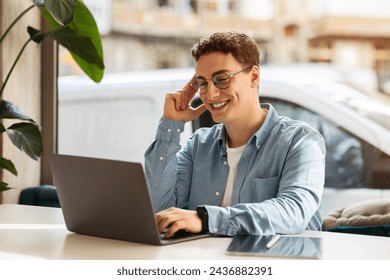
xmin=192 ymin=66 xmax=253 ymax=94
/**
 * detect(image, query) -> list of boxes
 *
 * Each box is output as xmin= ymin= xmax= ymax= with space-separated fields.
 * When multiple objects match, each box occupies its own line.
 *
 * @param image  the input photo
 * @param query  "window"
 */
xmin=262 ymin=97 xmax=390 ymax=190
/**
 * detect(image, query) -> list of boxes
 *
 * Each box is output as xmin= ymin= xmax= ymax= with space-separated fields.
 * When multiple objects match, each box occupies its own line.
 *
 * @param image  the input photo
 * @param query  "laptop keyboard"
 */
xmin=160 ymin=229 xmax=195 ymax=240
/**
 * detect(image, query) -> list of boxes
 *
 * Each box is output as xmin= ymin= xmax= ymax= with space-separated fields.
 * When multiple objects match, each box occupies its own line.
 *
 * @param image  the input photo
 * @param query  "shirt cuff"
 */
xmin=204 ymin=205 xmax=239 ymax=236
xmin=156 ymin=117 xmax=185 ymax=143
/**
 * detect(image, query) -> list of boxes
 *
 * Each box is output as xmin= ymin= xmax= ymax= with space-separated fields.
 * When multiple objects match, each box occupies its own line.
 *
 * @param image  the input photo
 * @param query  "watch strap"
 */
xmin=196 ymin=206 xmax=209 ymax=233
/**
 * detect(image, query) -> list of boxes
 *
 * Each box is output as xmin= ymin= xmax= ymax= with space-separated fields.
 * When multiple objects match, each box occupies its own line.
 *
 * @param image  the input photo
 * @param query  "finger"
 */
xmin=169 ymin=92 xmax=183 ymax=112
xmin=183 ymin=74 xmax=197 ymax=93
xmin=176 ymin=89 xmax=187 ymax=110
xmin=188 ymin=76 xmax=199 ymax=98
xmin=158 ymin=217 xmax=172 ymax=233
xmin=155 ymin=211 xmax=165 ymax=225
xmin=164 ymin=222 xmax=182 ymax=239
xmin=174 ymin=75 xmax=198 ymax=111
xmin=155 ymin=208 xmax=178 ymax=232
xmin=182 ymin=93 xmax=191 ymax=111
xmin=183 ymin=75 xmax=198 ymax=105
xmin=165 ymin=93 xmax=178 ymax=111
xmin=155 ymin=212 xmax=171 ymax=232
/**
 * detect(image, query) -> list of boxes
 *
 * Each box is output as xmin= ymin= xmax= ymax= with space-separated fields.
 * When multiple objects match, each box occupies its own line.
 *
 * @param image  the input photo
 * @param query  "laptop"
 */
xmin=49 ymin=153 xmax=210 ymax=245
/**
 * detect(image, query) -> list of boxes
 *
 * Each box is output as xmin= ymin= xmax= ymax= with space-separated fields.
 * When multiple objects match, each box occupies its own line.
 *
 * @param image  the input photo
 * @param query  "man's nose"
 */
xmin=205 ymin=82 xmax=220 ymax=100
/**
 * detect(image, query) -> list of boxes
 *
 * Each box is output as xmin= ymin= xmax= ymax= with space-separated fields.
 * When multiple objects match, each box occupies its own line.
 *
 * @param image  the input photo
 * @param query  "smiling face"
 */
xmin=195 ymin=52 xmax=259 ymax=126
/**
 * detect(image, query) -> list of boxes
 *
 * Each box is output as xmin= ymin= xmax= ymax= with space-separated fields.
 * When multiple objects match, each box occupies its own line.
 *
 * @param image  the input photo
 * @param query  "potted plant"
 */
xmin=0 ymin=0 xmax=105 ymax=192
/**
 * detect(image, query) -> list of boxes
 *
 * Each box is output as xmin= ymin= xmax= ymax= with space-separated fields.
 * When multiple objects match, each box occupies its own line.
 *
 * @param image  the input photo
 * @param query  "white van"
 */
xmin=58 ymin=68 xmax=195 ymax=164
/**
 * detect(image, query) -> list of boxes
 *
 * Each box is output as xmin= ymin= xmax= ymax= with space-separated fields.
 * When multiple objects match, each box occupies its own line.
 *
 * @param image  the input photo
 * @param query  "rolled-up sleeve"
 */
xmin=144 ymin=117 xmax=186 ymax=211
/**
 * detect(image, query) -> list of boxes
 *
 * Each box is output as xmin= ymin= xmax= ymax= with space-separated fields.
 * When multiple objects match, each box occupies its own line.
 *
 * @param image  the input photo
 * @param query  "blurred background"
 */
xmin=4 ymin=0 xmax=390 ymax=215
xmin=59 ymin=0 xmax=390 ymax=94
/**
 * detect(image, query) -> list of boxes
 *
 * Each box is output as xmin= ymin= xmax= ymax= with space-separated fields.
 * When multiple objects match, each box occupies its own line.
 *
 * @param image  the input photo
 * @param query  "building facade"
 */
xmin=60 ymin=0 xmax=390 ymax=93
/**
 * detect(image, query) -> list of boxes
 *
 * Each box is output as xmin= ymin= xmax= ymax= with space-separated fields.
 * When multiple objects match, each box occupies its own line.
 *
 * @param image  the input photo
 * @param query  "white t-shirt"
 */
xmin=220 ymin=144 xmax=245 ymax=207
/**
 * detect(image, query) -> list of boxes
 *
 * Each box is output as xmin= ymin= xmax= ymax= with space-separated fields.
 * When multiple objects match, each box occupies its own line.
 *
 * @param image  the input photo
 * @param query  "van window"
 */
xmin=262 ymin=97 xmax=390 ymax=190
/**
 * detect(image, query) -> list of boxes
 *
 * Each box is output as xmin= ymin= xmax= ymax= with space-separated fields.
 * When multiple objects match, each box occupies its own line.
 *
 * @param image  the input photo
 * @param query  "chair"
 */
xmin=18 ymin=185 xmax=60 ymax=208
xmin=191 ymin=97 xmax=216 ymax=131
xmin=322 ymin=198 xmax=390 ymax=237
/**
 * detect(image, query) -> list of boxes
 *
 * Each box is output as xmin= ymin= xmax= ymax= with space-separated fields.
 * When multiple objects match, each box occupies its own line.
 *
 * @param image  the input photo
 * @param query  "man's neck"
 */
xmin=225 ymin=108 xmax=268 ymax=148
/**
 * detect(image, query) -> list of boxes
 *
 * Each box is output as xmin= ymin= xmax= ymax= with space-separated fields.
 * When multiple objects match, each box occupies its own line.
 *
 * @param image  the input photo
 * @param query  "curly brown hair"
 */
xmin=191 ymin=31 xmax=260 ymax=67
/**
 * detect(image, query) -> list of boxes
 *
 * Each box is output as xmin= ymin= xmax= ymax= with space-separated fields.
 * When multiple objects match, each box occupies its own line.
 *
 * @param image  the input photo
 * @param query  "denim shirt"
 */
xmin=144 ymin=104 xmax=325 ymax=236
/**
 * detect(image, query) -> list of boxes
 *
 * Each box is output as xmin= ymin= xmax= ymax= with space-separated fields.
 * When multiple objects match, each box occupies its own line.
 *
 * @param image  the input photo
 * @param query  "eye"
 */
xmin=213 ymin=74 xmax=230 ymax=86
xmin=196 ymin=79 xmax=208 ymax=87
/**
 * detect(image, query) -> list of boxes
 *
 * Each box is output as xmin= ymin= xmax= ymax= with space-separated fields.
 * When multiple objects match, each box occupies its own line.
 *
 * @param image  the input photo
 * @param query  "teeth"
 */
xmin=212 ymin=101 xmax=227 ymax=108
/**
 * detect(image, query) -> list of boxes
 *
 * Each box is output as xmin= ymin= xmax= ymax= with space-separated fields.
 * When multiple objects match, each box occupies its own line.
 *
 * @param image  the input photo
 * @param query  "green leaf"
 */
xmin=0 ymin=181 xmax=11 ymax=192
xmin=50 ymin=27 xmax=104 ymax=69
xmin=27 ymin=26 xmax=48 ymax=43
xmin=40 ymin=0 xmax=105 ymax=82
xmin=6 ymin=122 xmax=43 ymax=161
xmin=0 ymin=157 xmax=18 ymax=176
xmin=45 ymin=0 xmax=77 ymax=26
xmin=0 ymin=99 xmax=35 ymax=122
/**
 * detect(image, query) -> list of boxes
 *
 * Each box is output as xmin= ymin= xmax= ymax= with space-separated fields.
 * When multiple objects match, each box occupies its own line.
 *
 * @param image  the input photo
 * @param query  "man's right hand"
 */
xmin=163 ymin=74 xmax=207 ymax=122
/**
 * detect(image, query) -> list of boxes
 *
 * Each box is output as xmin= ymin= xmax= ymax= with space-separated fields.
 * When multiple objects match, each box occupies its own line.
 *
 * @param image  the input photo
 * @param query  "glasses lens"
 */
xmin=195 ymin=79 xmax=208 ymax=94
xmin=213 ymin=73 xmax=230 ymax=89
xmin=194 ymin=72 xmax=232 ymax=94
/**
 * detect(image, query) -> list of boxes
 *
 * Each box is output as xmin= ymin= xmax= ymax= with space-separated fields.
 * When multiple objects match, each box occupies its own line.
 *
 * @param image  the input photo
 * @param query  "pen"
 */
xmin=266 ymin=235 xmax=281 ymax=249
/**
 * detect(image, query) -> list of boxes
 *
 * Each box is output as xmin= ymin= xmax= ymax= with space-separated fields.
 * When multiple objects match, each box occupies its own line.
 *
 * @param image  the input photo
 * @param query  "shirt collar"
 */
xmin=252 ymin=103 xmax=280 ymax=150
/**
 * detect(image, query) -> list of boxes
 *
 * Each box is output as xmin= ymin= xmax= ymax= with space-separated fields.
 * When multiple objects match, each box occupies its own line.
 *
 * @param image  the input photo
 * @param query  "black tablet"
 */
xmin=226 ymin=235 xmax=323 ymax=259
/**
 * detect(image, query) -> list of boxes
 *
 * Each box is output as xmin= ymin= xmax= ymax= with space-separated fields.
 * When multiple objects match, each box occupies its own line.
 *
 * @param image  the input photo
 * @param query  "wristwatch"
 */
xmin=196 ymin=206 xmax=209 ymax=233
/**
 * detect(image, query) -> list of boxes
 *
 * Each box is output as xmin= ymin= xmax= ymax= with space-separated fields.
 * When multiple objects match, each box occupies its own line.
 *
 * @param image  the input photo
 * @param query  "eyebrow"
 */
xmin=196 ymin=69 xmax=230 ymax=80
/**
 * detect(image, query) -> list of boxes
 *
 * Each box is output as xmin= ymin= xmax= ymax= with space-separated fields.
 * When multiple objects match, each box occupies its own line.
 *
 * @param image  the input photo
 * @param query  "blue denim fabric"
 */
xmin=145 ymin=104 xmax=325 ymax=236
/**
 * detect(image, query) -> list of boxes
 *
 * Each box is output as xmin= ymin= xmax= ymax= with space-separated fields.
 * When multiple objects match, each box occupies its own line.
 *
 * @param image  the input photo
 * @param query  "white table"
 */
xmin=1 ymin=204 xmax=390 ymax=260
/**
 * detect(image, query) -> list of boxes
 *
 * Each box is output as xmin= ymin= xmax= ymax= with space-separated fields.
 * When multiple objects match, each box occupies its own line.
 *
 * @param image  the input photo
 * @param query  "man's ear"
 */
xmin=251 ymin=66 xmax=260 ymax=88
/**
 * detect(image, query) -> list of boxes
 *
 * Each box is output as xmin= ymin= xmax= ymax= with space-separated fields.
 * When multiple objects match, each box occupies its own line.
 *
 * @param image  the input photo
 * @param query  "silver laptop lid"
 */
xmin=50 ymin=154 xmax=162 ymax=245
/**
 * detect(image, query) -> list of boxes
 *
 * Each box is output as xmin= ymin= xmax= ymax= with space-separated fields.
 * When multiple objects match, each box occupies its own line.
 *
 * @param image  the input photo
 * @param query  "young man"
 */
xmin=145 ymin=31 xmax=325 ymax=238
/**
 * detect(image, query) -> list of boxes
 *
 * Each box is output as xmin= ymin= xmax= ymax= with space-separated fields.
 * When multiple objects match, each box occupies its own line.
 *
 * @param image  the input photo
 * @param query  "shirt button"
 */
xmin=223 ymin=161 xmax=228 ymax=165
xmin=176 ymin=128 xmax=181 ymax=133
xmin=215 ymin=192 xmax=220 ymax=196
xmin=159 ymin=156 xmax=164 ymax=161
xmin=212 ymin=227 xmax=218 ymax=233
xmin=167 ymin=128 xmax=172 ymax=133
